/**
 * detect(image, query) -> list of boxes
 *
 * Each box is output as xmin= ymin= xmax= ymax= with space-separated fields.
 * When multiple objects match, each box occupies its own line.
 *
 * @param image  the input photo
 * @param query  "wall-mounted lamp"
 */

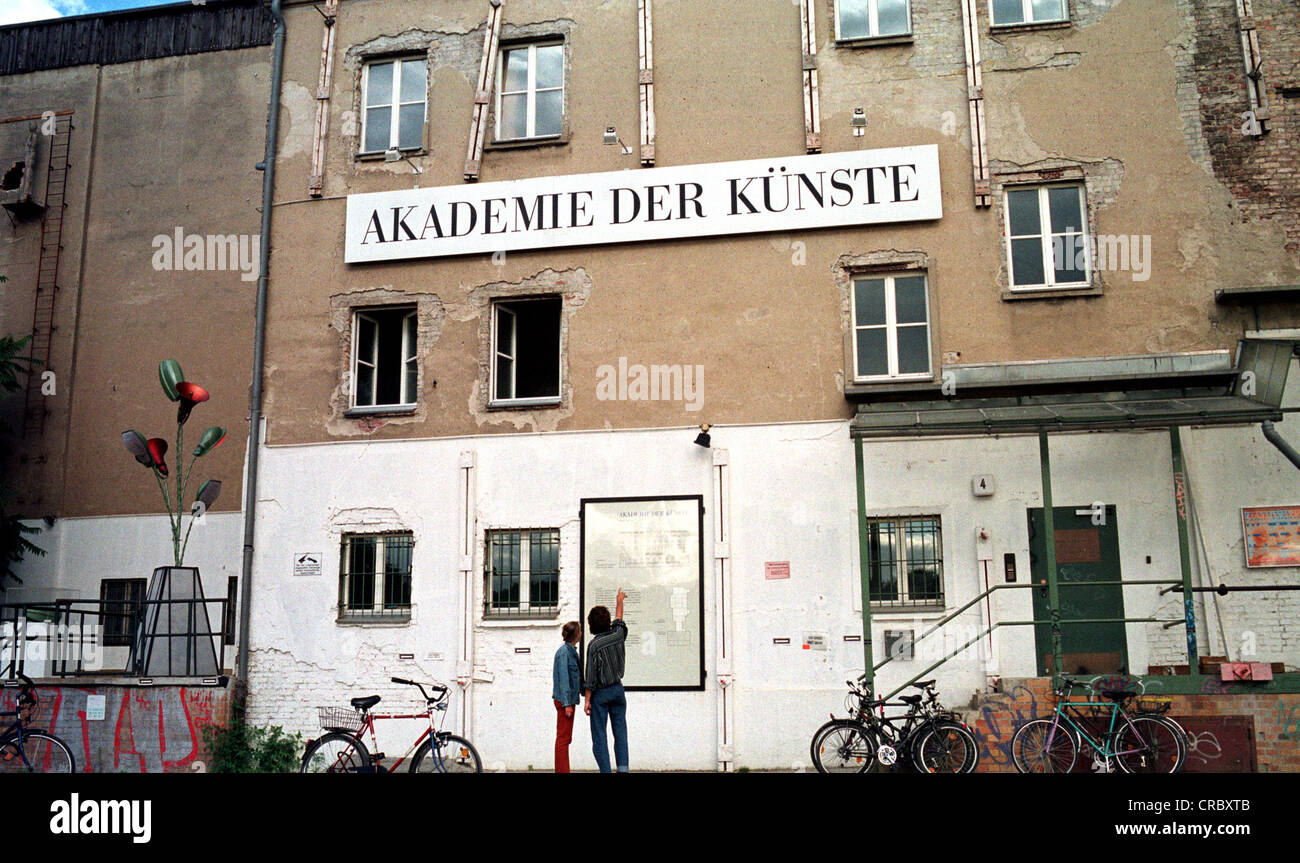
xmin=384 ymin=147 xmax=423 ymax=174
xmin=694 ymin=423 xmax=712 ymax=448
xmin=850 ymin=108 xmax=867 ymax=138
xmin=603 ymin=126 xmax=633 ymax=155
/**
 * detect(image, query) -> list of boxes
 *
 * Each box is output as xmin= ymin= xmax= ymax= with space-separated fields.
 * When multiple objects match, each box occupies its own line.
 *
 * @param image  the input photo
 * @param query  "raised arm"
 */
xmin=616 ymin=587 xmax=626 ymax=621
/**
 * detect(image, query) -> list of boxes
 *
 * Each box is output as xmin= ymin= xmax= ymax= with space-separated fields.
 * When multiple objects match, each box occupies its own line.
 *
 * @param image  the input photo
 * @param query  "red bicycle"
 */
xmin=301 ymin=677 xmax=481 ymax=773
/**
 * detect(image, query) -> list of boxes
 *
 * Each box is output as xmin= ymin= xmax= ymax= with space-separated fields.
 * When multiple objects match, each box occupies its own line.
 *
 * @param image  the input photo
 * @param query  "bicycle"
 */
xmin=1010 ymin=677 xmax=1184 ymax=774
xmin=0 ymin=672 xmax=76 ymax=774
xmin=811 ymin=678 xmax=978 ymax=774
xmin=301 ymin=677 xmax=482 ymax=773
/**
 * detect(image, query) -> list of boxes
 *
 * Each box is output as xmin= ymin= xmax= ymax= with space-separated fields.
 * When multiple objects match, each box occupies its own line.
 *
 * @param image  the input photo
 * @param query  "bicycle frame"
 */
xmin=1045 ymin=698 xmax=1150 ymax=761
xmin=345 ymin=705 xmax=441 ymax=772
xmin=1 ymin=681 xmax=47 ymax=771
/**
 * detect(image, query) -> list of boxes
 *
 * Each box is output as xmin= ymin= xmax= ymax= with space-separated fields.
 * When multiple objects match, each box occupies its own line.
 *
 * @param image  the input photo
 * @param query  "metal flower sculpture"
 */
xmin=120 ymin=359 xmax=227 ymax=566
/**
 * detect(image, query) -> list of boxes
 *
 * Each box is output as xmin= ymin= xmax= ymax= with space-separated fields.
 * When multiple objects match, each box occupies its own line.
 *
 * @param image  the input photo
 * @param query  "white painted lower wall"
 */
xmin=243 ymin=413 xmax=1300 ymax=770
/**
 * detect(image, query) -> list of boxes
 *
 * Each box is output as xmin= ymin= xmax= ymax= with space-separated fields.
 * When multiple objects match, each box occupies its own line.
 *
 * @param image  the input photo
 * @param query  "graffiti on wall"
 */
xmin=976 ymin=684 xmax=1040 ymax=767
xmin=0 ymin=685 xmax=226 ymax=772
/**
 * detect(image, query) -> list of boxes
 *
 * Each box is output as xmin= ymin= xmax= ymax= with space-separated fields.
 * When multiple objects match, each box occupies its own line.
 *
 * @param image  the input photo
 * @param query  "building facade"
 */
xmin=3 ymin=0 xmax=1299 ymax=772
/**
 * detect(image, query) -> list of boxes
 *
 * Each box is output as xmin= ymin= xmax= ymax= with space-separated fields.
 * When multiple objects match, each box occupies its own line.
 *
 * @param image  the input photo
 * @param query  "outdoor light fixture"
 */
xmin=383 ymin=147 xmax=423 ymax=174
xmin=694 ymin=423 xmax=712 ymax=448
xmin=146 ymin=438 xmax=169 ymax=477
xmin=192 ymin=426 xmax=227 ymax=458
xmin=175 ymin=381 xmax=210 ymax=425
xmin=603 ymin=126 xmax=633 ymax=155
xmin=122 ymin=430 xmax=152 ymax=468
xmin=194 ymin=479 xmax=222 ymax=510
xmin=851 ymin=108 xmax=867 ymax=137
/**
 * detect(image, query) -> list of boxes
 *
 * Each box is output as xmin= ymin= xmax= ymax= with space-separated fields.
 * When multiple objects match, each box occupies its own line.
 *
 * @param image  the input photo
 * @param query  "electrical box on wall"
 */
xmin=972 ymin=475 xmax=994 ymax=497
xmin=975 ymin=526 xmax=993 ymax=561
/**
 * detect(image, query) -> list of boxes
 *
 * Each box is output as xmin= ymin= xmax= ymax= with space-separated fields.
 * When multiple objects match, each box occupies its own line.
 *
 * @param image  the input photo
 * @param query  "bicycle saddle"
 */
xmin=350 ymin=695 xmax=381 ymax=711
xmin=900 ymin=694 xmax=924 ymax=705
xmin=1101 ymin=690 xmax=1136 ymax=702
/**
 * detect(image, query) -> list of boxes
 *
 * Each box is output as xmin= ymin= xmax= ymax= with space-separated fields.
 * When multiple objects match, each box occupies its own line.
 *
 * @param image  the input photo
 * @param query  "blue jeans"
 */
xmin=588 ymin=683 xmax=629 ymax=773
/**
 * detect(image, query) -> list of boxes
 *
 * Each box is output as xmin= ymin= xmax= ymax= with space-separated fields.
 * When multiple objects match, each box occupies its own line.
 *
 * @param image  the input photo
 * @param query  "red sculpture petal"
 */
xmin=176 ymin=382 xmax=210 ymax=403
xmin=146 ymin=438 xmax=170 ymax=476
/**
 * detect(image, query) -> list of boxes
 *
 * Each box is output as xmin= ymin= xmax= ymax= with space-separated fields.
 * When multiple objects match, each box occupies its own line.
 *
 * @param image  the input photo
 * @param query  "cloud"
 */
xmin=1 ymin=1 xmax=93 ymax=26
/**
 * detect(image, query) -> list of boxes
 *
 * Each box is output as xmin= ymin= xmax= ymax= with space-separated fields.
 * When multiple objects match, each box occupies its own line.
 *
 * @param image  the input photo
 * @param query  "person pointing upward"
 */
xmin=583 ymin=587 xmax=629 ymax=773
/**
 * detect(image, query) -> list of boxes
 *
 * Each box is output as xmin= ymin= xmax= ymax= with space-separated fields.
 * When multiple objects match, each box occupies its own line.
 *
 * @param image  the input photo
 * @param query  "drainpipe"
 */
xmin=235 ymin=0 xmax=287 ymax=705
xmin=1261 ymin=422 xmax=1300 ymax=471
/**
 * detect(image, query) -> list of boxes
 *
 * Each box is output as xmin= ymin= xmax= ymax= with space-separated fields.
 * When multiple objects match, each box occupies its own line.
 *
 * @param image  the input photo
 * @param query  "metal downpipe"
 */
xmin=235 ymin=0 xmax=286 ymax=704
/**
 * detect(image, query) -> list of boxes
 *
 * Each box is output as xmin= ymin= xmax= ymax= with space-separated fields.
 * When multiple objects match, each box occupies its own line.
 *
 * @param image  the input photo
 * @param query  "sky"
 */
xmin=1 ymin=0 xmax=186 ymax=27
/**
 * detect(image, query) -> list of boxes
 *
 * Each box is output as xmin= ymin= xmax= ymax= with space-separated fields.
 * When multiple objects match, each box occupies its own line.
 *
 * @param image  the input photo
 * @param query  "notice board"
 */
xmin=580 ymin=496 xmax=705 ymax=691
xmin=1242 ymin=505 xmax=1300 ymax=567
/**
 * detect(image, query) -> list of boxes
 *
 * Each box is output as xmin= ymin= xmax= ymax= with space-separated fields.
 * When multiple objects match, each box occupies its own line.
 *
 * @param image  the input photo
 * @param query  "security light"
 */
xmin=851 ymin=108 xmax=867 ymax=137
xmin=603 ymin=126 xmax=632 ymax=155
xmin=694 ymin=423 xmax=712 ymax=448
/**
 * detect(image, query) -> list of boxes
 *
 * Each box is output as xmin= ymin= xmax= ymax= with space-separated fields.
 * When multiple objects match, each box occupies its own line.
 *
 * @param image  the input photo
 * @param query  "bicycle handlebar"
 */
xmin=391 ymin=676 xmax=449 ymax=702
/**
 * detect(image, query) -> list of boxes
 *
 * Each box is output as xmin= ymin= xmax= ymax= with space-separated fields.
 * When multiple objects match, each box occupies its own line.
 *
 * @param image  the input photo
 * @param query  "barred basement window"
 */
xmin=836 ymin=0 xmax=912 ymax=40
xmin=484 ymin=528 xmax=560 ymax=617
xmin=339 ymin=532 xmax=413 ymax=621
xmin=990 ymin=0 xmax=1067 ymax=27
xmin=99 ymin=578 xmax=146 ymax=647
xmin=865 ymin=516 xmax=944 ymax=609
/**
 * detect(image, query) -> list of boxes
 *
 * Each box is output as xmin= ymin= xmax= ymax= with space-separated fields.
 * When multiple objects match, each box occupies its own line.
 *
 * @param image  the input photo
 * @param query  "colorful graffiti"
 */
xmin=1 ymin=685 xmax=227 ymax=772
xmin=976 ymin=684 xmax=1040 ymax=767
xmin=1278 ymin=702 xmax=1300 ymax=742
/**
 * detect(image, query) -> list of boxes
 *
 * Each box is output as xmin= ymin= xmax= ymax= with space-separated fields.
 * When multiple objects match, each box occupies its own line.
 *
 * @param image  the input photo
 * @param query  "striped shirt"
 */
xmin=583 ymin=619 xmax=628 ymax=692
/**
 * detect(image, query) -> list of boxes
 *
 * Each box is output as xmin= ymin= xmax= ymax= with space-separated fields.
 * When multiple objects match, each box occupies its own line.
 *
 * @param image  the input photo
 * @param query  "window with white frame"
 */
xmin=361 ymin=57 xmax=427 ymax=153
xmin=351 ymin=306 xmax=418 ymax=410
xmin=851 ymin=273 xmax=932 ymax=381
xmin=1004 ymin=184 xmax=1089 ymax=290
xmin=339 ymin=532 xmax=413 ymax=621
xmin=837 ymin=0 xmax=912 ymax=40
xmin=491 ymin=296 xmax=561 ymax=404
xmin=990 ymin=0 xmax=1068 ymax=27
xmin=484 ymin=529 xmax=560 ymax=617
xmin=496 ymin=41 xmax=564 ymax=141
xmin=865 ymin=516 xmax=944 ymax=608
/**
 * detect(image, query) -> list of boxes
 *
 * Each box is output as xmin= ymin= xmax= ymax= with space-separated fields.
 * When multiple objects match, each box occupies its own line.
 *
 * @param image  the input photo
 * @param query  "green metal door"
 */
xmin=1028 ymin=505 xmax=1128 ymax=677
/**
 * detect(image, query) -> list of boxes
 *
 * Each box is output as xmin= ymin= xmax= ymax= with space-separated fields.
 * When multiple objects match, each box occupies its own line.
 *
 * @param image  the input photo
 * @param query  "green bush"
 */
xmin=202 ymin=715 xmax=303 ymax=773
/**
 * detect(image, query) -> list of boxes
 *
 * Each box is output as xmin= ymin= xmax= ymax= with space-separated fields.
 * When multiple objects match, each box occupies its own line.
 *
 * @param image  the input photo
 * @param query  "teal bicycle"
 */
xmin=1011 ymin=677 xmax=1184 ymax=773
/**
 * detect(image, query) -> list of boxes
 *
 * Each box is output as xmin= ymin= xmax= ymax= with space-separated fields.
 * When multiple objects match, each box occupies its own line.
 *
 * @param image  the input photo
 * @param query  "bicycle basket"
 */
xmin=317 ymin=706 xmax=363 ymax=733
xmin=1133 ymin=697 xmax=1172 ymax=714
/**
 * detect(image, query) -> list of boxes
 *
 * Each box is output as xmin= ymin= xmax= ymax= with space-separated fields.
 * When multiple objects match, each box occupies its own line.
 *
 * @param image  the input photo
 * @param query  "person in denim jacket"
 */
xmin=552 ymin=620 xmax=583 ymax=773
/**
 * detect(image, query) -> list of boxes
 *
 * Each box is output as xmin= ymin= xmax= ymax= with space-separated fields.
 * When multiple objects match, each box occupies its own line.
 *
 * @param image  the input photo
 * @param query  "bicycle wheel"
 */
xmin=301 ymin=731 xmax=371 ymax=773
xmin=1115 ymin=716 xmax=1182 ymax=774
xmin=0 ymin=731 xmax=75 ymax=773
xmin=810 ymin=720 xmax=876 ymax=774
xmin=410 ymin=734 xmax=482 ymax=773
xmin=1138 ymin=714 xmax=1187 ymax=773
xmin=914 ymin=722 xmax=979 ymax=774
xmin=1011 ymin=718 xmax=1078 ymax=774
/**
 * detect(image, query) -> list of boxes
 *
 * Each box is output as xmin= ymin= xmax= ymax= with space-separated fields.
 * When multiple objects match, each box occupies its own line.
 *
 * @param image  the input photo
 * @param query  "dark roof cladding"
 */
xmin=0 ymin=0 xmax=274 ymax=75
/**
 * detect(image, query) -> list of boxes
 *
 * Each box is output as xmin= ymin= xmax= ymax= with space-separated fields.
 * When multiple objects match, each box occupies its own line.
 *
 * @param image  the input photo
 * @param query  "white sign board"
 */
xmin=581 ymin=496 xmax=704 ymax=690
xmin=293 ymin=553 xmax=322 ymax=577
xmin=345 ymin=145 xmax=942 ymax=262
xmin=85 ymin=694 xmax=106 ymax=721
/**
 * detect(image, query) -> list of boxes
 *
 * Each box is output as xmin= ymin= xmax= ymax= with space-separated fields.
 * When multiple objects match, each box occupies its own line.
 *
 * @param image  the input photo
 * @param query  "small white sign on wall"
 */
xmin=294 ymin=553 xmax=323 ymax=577
xmin=85 ymin=693 xmax=106 ymax=721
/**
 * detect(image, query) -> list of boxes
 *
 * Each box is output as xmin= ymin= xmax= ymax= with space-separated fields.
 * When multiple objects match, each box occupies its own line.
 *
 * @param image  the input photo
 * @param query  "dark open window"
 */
xmin=100 ymin=578 xmax=146 ymax=647
xmin=492 ymin=297 xmax=561 ymax=403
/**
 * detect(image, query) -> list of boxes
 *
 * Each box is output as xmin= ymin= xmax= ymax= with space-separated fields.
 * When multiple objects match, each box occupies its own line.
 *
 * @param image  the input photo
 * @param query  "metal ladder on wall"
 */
xmin=23 ymin=112 xmax=73 ymax=439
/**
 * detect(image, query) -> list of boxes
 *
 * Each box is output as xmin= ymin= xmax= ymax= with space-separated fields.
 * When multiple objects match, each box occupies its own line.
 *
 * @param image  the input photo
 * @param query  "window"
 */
xmin=991 ymin=0 xmax=1067 ymax=27
xmin=351 ymin=306 xmax=418 ymax=410
xmin=361 ymin=57 xmax=427 ymax=153
xmin=99 ymin=578 xmax=145 ymax=647
xmin=865 ymin=516 xmax=944 ymax=608
xmin=224 ymin=576 xmax=237 ymax=647
xmin=837 ymin=0 xmax=912 ymax=40
xmin=484 ymin=529 xmax=560 ymax=617
xmin=496 ymin=42 xmax=564 ymax=141
xmin=851 ymin=273 xmax=932 ymax=380
xmin=339 ymin=532 xmax=413 ymax=621
xmin=1004 ymin=184 xmax=1089 ymax=290
xmin=491 ymin=297 xmax=561 ymax=404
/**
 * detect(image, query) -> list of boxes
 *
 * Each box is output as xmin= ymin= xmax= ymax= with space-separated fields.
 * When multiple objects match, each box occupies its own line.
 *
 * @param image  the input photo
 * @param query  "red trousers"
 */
xmin=554 ymin=700 xmax=575 ymax=773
